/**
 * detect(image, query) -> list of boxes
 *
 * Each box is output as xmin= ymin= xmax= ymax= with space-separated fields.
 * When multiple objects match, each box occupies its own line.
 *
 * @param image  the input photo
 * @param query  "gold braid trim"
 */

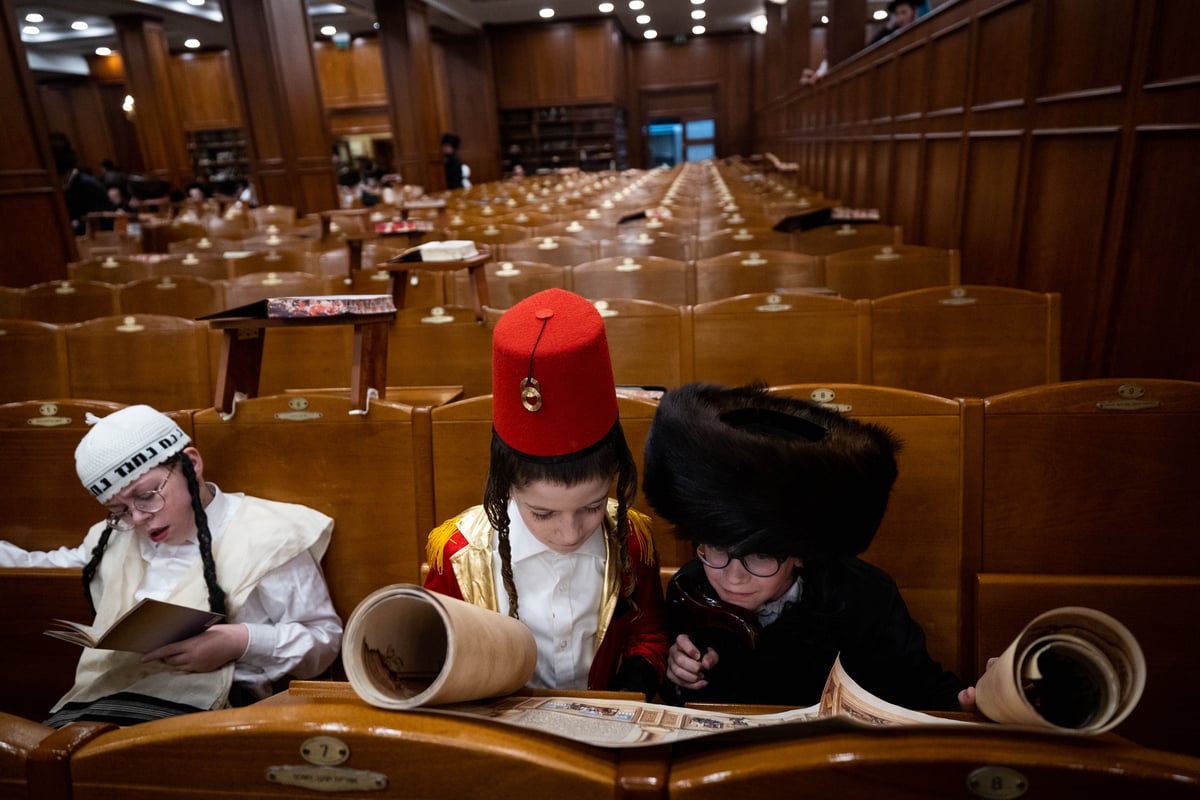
xmin=426 ymin=515 xmax=465 ymax=575
xmin=626 ymin=508 xmax=656 ymax=567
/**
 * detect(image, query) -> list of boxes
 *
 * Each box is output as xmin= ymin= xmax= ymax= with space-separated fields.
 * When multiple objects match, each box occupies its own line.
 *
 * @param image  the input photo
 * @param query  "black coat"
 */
xmin=662 ymin=557 xmax=965 ymax=711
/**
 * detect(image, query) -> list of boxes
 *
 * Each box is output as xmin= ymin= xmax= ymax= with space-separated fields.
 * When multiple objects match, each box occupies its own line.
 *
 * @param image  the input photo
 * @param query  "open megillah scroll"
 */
xmin=342 ymin=587 xmax=1145 ymax=748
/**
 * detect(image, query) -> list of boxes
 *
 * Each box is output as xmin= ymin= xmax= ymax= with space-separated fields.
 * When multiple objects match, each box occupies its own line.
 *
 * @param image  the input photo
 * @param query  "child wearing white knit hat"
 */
xmin=0 ymin=404 xmax=343 ymax=727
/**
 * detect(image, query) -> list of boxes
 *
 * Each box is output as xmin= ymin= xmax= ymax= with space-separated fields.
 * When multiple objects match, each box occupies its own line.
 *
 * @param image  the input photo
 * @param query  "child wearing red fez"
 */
xmin=425 ymin=288 xmax=668 ymax=698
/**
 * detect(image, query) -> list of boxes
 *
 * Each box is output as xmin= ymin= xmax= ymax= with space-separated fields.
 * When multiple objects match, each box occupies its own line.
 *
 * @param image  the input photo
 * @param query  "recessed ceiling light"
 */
xmin=820 ymin=15 xmax=829 ymax=23
xmin=320 ymin=25 xmax=337 ymax=36
xmin=636 ymin=14 xmax=650 ymax=24
xmin=751 ymin=13 xmax=767 ymax=33
xmin=690 ymin=0 xmax=704 ymax=5
xmin=691 ymin=25 xmax=705 ymax=34
xmin=25 ymin=13 xmax=43 ymax=23
xmin=628 ymin=0 xmax=644 ymax=9
xmin=22 ymin=25 xmax=39 ymax=36
xmin=187 ymin=0 xmax=205 ymax=5
xmin=71 ymin=21 xmax=89 ymax=31
xmin=873 ymin=9 xmax=888 ymax=19
xmin=185 ymin=38 xmax=200 ymax=48
xmin=691 ymin=9 xmax=705 ymax=19
xmin=539 ymin=7 xmax=555 ymax=18
xmin=95 ymin=46 xmax=112 ymax=56
xmin=643 ymin=29 xmax=657 ymax=39
xmin=598 ymin=2 xmax=614 ymax=11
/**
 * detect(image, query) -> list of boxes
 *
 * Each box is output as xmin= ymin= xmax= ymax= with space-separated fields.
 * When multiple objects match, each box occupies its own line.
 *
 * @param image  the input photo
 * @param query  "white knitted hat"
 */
xmin=75 ymin=405 xmax=191 ymax=504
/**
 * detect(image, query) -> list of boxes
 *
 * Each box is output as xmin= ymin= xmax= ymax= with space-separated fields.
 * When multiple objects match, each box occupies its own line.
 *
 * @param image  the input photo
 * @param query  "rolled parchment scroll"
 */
xmin=974 ymin=606 xmax=1145 ymax=735
xmin=343 ymin=584 xmax=537 ymax=710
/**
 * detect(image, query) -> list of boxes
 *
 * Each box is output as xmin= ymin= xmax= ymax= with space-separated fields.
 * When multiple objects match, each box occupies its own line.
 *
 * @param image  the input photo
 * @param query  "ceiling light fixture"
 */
xmin=185 ymin=38 xmax=200 ymax=48
xmin=691 ymin=9 xmax=705 ymax=20
xmin=691 ymin=24 xmax=705 ymax=34
xmin=25 ymin=13 xmax=43 ymax=23
xmin=22 ymin=25 xmax=39 ymax=36
xmin=820 ymin=15 xmax=829 ymax=23
xmin=598 ymin=2 xmax=614 ymax=11
xmin=539 ymin=7 xmax=555 ymax=18
xmin=95 ymin=46 xmax=112 ymax=56
xmin=636 ymin=14 xmax=650 ymax=24
xmin=628 ymin=0 xmax=644 ymax=9
xmin=643 ymin=29 xmax=657 ymax=39
xmin=71 ymin=21 xmax=89 ymax=31
xmin=873 ymin=9 xmax=888 ymax=19
xmin=750 ymin=13 xmax=767 ymax=33
xmin=320 ymin=25 xmax=337 ymax=35
xmin=187 ymin=0 xmax=205 ymax=5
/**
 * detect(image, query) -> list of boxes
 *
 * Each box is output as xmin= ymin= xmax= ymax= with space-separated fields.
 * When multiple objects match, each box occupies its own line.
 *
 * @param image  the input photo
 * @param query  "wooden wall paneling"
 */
xmin=0 ymin=0 xmax=76 ymax=285
xmin=534 ymin=25 xmax=575 ymax=104
xmin=572 ymin=22 xmax=617 ymax=102
xmin=894 ymin=43 xmax=928 ymax=120
xmin=169 ymin=51 xmax=242 ymax=130
xmin=921 ymin=134 xmax=962 ymax=249
xmin=314 ymin=40 xmax=359 ymax=107
xmin=926 ymin=20 xmax=970 ymax=116
xmin=971 ymin=0 xmax=1032 ymax=111
xmin=870 ymin=57 xmax=897 ymax=123
xmin=826 ymin=0 xmax=866 ymax=67
xmin=850 ymin=68 xmax=872 ymax=125
xmin=1036 ymin=0 xmax=1136 ymax=101
xmin=490 ymin=27 xmax=537 ymax=108
xmin=38 ymin=80 xmax=115 ymax=180
xmin=1019 ymin=131 xmax=1118 ymax=380
xmin=113 ymin=14 xmax=193 ymax=191
xmin=1143 ymin=0 xmax=1200 ymax=88
xmin=378 ymin=0 xmax=448 ymax=190
xmin=889 ymin=136 xmax=922 ymax=240
xmin=870 ymin=136 xmax=892 ymax=223
xmin=1106 ymin=131 xmax=1200 ymax=380
xmin=959 ymin=133 xmax=1023 ymax=285
xmin=835 ymin=139 xmax=853 ymax=205
xmin=224 ymin=0 xmax=339 ymax=214
xmin=852 ymin=138 xmax=871 ymax=208
xmin=432 ymin=32 xmax=497 ymax=182
xmin=784 ymin=0 xmax=810 ymax=99
xmin=315 ymin=38 xmax=388 ymax=109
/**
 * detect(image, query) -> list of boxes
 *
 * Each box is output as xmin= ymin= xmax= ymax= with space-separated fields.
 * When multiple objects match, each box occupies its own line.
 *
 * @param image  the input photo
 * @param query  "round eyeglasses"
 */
xmin=696 ymin=543 xmax=786 ymax=578
xmin=106 ymin=465 xmax=174 ymax=532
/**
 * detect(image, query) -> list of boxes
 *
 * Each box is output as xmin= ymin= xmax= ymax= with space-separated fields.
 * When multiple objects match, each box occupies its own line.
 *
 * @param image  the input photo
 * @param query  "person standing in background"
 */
xmin=442 ymin=133 xmax=465 ymax=190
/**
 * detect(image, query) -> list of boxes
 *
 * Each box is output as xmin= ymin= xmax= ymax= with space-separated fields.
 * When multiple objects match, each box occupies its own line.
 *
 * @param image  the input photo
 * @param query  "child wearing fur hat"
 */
xmin=0 ymin=405 xmax=343 ymax=726
xmin=424 ymin=288 xmax=668 ymax=698
xmin=643 ymin=383 xmax=975 ymax=711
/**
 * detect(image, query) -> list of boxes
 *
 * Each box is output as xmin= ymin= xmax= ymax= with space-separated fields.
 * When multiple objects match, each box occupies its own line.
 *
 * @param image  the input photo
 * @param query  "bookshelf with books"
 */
xmin=185 ymin=128 xmax=249 ymax=184
xmin=500 ymin=104 xmax=627 ymax=174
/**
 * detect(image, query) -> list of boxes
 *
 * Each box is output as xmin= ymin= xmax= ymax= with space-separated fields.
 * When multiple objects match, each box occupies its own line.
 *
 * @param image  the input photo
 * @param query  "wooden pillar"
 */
xmin=827 ymin=0 xmax=867 ymax=67
xmin=223 ymin=0 xmax=338 ymax=215
xmin=0 ymin=0 xmax=75 ymax=284
xmin=786 ymin=0 xmax=812 ymax=91
xmin=376 ymin=0 xmax=444 ymax=191
xmin=112 ymin=14 xmax=193 ymax=192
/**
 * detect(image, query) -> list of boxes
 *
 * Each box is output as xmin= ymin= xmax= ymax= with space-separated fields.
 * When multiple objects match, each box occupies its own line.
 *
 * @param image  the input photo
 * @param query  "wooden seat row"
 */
xmin=1 ymin=377 xmax=1197 ymax=756
xmin=0 ymin=284 xmax=1061 ymax=408
xmin=5 ymin=689 xmax=1198 ymax=800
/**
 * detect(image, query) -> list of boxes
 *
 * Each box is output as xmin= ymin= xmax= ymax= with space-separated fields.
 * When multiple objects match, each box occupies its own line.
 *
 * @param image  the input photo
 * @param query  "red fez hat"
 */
xmin=492 ymin=288 xmax=618 ymax=458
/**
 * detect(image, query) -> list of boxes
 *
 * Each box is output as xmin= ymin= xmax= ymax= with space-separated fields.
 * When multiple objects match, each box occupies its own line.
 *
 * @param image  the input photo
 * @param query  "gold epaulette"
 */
xmin=626 ymin=508 xmax=656 ymax=567
xmin=426 ymin=515 xmax=465 ymax=575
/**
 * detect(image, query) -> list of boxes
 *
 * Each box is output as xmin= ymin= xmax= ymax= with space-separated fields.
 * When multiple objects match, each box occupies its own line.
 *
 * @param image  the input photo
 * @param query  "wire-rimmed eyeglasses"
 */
xmin=696 ymin=543 xmax=786 ymax=578
xmin=106 ymin=464 xmax=174 ymax=532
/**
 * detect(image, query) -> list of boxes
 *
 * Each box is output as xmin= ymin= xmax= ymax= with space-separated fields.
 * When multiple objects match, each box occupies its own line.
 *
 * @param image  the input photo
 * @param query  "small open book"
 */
xmin=45 ymin=598 xmax=224 ymax=652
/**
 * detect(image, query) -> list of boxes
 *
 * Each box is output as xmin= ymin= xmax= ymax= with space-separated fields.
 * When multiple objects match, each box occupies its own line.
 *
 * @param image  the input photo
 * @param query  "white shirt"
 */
xmin=493 ymin=499 xmax=606 ymax=690
xmin=0 ymin=484 xmax=342 ymax=700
